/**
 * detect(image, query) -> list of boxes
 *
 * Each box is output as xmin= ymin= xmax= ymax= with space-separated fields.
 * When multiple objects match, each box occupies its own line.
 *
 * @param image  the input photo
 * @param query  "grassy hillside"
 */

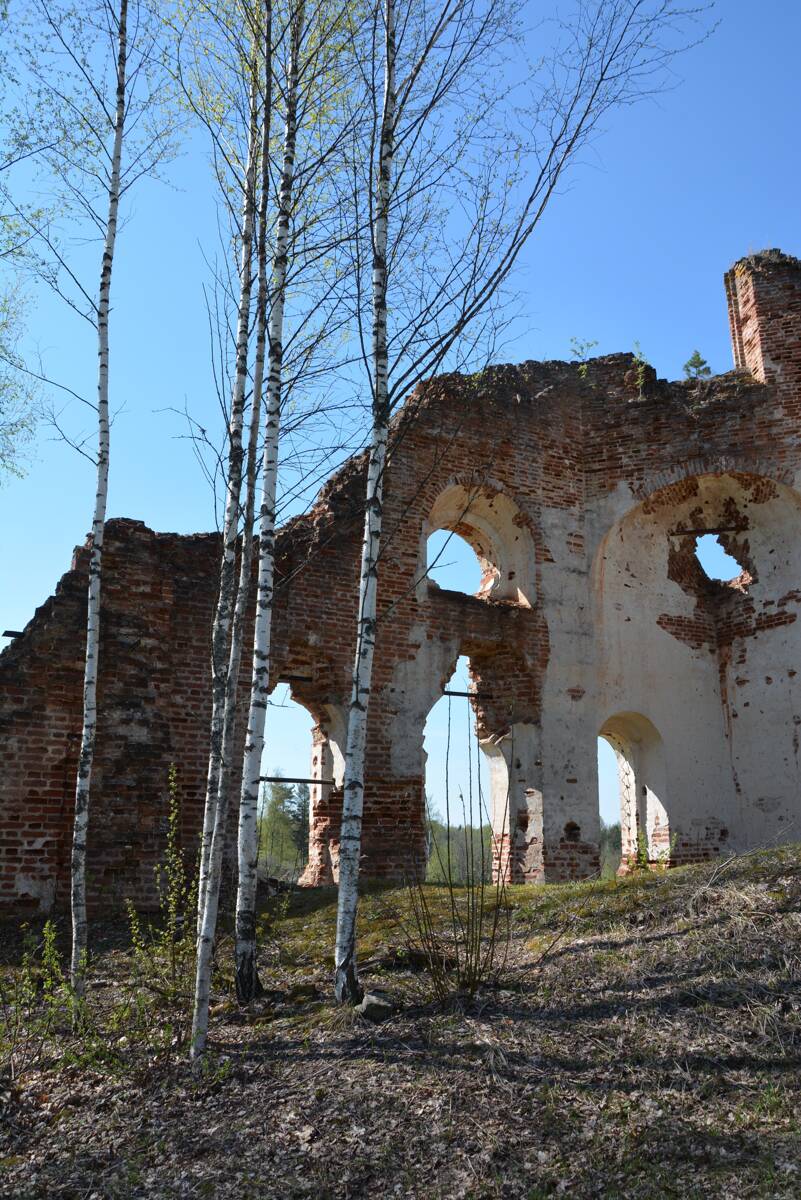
xmin=2 ymin=846 xmax=800 ymax=1198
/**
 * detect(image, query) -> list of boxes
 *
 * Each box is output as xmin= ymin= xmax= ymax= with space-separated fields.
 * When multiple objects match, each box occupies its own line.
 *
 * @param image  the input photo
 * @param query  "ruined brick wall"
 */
xmin=0 ymin=525 xmax=225 ymax=909
xmin=3 ymin=248 xmax=801 ymax=908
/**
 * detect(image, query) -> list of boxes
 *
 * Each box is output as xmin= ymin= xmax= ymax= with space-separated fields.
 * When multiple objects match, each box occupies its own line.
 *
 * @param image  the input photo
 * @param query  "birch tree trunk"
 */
xmin=235 ymin=0 xmax=303 ymax=1005
xmin=70 ymin=0 xmax=128 ymax=996
xmin=191 ymin=50 xmax=269 ymax=1061
xmin=333 ymin=0 xmax=395 ymax=1006
xmin=328 ymin=0 xmax=708 ymax=997
xmin=196 ymin=69 xmax=260 ymax=937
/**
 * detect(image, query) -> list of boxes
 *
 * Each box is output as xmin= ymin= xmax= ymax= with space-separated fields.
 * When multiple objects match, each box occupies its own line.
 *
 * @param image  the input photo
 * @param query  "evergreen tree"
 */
xmin=258 ymin=774 xmax=296 ymax=873
xmin=683 ymin=349 xmax=711 ymax=380
xmin=289 ymin=782 xmax=310 ymax=864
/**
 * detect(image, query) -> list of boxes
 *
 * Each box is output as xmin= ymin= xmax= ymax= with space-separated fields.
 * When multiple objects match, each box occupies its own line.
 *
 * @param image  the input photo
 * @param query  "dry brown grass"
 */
xmin=1 ymin=846 xmax=800 ymax=1198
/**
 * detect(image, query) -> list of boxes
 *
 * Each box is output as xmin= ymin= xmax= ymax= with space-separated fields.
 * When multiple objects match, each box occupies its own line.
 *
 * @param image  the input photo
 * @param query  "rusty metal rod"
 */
xmin=259 ymin=776 xmax=335 ymax=785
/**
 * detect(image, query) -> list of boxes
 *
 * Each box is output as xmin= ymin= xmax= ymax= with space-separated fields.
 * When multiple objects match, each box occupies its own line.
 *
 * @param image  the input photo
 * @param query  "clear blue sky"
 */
xmin=3 ymin=0 xmax=799 ymax=828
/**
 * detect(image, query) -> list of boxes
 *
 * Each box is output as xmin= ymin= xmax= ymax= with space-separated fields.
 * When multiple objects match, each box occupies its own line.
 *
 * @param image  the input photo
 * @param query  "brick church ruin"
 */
xmin=3 ymin=248 xmax=801 ymax=912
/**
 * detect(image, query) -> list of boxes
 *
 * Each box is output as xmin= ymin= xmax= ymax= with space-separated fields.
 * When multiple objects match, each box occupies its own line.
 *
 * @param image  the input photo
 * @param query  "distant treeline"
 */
xmin=427 ymin=816 xmax=624 ymax=884
xmin=260 ymin=783 xmax=623 ymax=884
xmin=426 ymin=818 xmax=493 ymax=885
xmin=258 ymin=776 xmax=310 ymax=880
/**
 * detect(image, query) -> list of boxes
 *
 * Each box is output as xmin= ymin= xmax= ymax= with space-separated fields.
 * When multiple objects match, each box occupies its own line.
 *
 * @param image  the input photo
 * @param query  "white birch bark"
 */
xmin=70 ymin=0 xmax=128 ymax=995
xmin=196 ymin=70 xmax=260 ymax=937
xmin=333 ymin=0 xmax=395 ymax=1005
xmin=235 ymin=0 xmax=303 ymax=1005
xmin=191 ymin=43 xmax=271 ymax=1061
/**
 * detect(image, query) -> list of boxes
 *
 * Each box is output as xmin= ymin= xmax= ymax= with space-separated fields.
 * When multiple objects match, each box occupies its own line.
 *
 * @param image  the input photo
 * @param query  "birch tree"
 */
xmin=178 ymin=0 xmax=360 ymax=1037
xmin=186 ymin=27 xmax=264 ymax=1056
xmin=233 ymin=0 xmax=301 ymax=1006
xmin=334 ymin=0 xmax=709 ymax=1003
xmin=3 ymin=0 xmax=175 ymax=993
xmin=171 ymin=0 xmax=293 ymax=954
xmin=233 ymin=0 xmax=360 ymax=1004
xmin=194 ymin=64 xmax=261 ymax=943
xmin=174 ymin=0 xmax=304 ymax=1055
xmin=69 ymin=0 xmax=127 ymax=996
xmin=333 ymin=0 xmax=397 ymax=1005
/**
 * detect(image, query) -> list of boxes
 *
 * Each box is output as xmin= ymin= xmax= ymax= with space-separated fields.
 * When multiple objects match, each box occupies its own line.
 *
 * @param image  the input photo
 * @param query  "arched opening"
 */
xmin=422 ymin=654 xmax=492 ymax=883
xmin=597 ymin=736 xmax=622 ymax=876
xmin=259 ymin=686 xmax=315 ymax=880
xmin=598 ymin=713 xmax=670 ymax=871
xmin=420 ymin=481 xmax=535 ymax=606
xmin=260 ymin=685 xmax=345 ymax=882
xmin=426 ymin=528 xmax=483 ymax=595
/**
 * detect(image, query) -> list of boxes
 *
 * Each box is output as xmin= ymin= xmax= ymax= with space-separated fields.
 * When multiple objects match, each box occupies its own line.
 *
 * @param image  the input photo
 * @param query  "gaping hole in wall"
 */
xmin=694 ymin=533 xmax=746 ymax=582
xmin=259 ymin=685 xmax=315 ymax=881
xmin=426 ymin=529 xmax=484 ymax=595
xmin=597 ymin=736 xmax=623 ymax=877
xmin=667 ymin=527 xmax=754 ymax=602
xmin=423 ymin=654 xmax=491 ymax=883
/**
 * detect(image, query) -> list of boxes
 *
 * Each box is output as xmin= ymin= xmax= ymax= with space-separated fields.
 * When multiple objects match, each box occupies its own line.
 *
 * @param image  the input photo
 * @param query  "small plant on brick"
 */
xmin=651 ymin=831 xmax=678 ymax=870
xmin=632 ymin=828 xmax=677 ymax=873
xmin=632 ymin=341 xmax=650 ymax=398
xmin=569 ymin=336 xmax=599 ymax=380
xmin=683 ymin=349 xmax=711 ymax=380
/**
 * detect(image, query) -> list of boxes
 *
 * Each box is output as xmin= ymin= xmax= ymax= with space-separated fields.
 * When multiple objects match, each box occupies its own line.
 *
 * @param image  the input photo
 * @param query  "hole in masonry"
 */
xmin=694 ymin=533 xmax=745 ymax=582
xmin=563 ymin=821 xmax=581 ymax=843
xmin=426 ymin=529 xmax=483 ymax=594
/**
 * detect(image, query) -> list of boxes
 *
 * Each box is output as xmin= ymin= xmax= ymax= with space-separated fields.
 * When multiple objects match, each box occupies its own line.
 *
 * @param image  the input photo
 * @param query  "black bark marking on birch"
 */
xmin=70 ymin=0 xmax=128 ymax=995
xmin=235 ymin=0 xmax=305 ymax=1008
xmin=334 ymin=0 xmax=396 ymax=1008
xmin=196 ymin=61 xmax=262 ymax=945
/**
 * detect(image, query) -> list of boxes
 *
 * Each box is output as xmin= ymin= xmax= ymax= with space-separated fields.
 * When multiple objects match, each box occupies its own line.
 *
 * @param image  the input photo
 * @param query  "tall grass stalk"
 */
xmin=404 ymin=696 xmax=512 ymax=1002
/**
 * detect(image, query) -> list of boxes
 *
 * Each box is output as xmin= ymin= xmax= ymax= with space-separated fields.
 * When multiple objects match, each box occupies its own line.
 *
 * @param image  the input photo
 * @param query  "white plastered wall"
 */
xmin=717 ymin=480 xmax=801 ymax=843
xmin=589 ymin=473 xmax=801 ymax=854
xmin=535 ymin=500 xmax=600 ymax=848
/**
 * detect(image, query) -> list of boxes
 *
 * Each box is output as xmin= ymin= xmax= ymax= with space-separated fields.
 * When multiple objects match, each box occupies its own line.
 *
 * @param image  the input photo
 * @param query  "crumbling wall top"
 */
xmin=731 ymin=247 xmax=801 ymax=274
